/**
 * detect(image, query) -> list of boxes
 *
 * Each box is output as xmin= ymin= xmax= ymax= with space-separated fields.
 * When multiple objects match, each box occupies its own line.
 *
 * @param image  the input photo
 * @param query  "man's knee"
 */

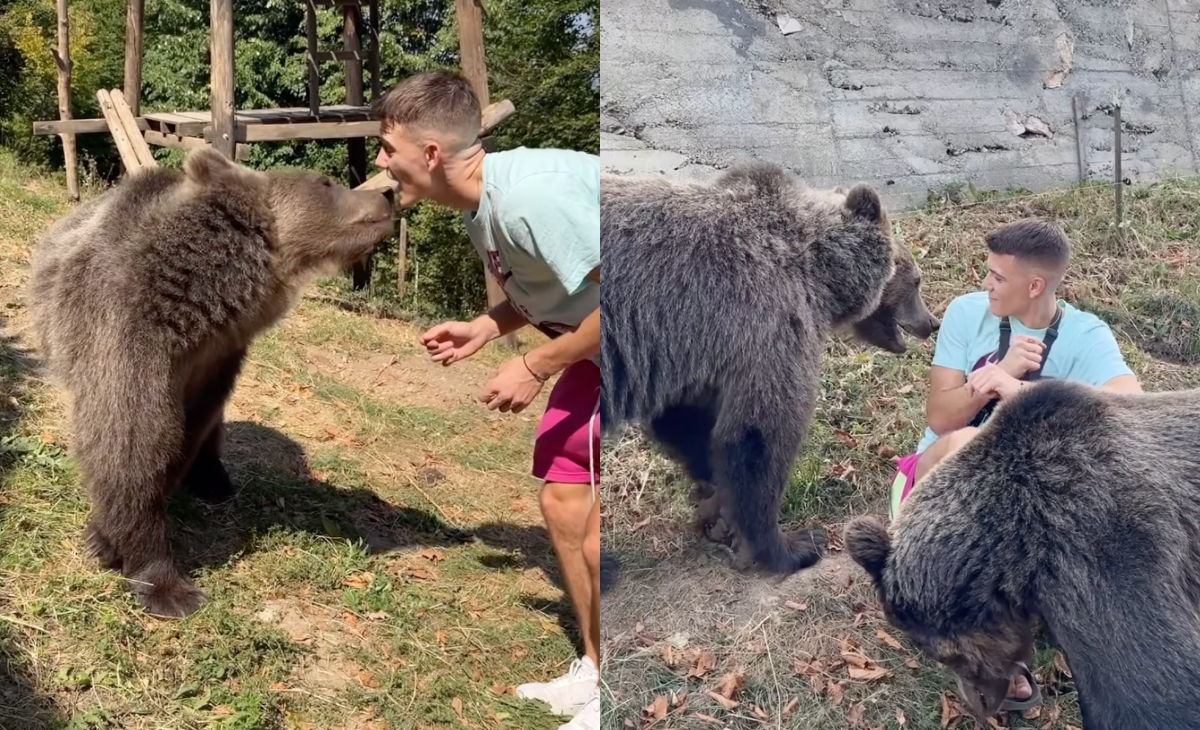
xmin=539 ymin=481 xmax=593 ymax=532
xmin=915 ymin=426 xmax=980 ymax=482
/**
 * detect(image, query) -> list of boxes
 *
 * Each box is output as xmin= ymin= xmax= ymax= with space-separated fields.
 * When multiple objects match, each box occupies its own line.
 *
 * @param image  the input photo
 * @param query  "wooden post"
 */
xmin=368 ymin=0 xmax=381 ymax=99
xmin=397 ymin=217 xmax=409 ymax=300
xmin=210 ymin=0 xmax=235 ymax=159
xmin=345 ymin=3 xmax=370 ymax=289
xmin=124 ymin=0 xmax=144 ymax=116
xmin=54 ymin=0 xmax=78 ymax=200
xmin=1114 ymin=100 xmax=1123 ymax=230
xmin=1072 ymin=94 xmax=1085 ymax=184
xmin=455 ymin=0 xmax=515 ymax=348
xmin=305 ymin=0 xmax=320 ymax=116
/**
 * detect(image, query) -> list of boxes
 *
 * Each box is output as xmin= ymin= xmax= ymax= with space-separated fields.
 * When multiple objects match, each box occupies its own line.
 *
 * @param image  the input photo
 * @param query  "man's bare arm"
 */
xmin=523 ymin=266 xmax=600 ymax=378
xmin=925 ymin=365 xmax=995 ymax=436
xmin=471 ymin=299 xmax=530 ymax=341
xmin=1100 ymin=374 xmax=1143 ymax=394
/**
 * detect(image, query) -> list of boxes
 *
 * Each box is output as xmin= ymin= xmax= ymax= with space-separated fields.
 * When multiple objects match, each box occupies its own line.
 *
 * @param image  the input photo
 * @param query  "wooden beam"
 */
xmin=124 ymin=0 xmax=144 ymax=116
xmin=305 ymin=0 xmax=320 ymax=116
xmin=345 ymin=3 xmax=370 ymax=289
xmin=96 ymin=89 xmax=148 ymax=174
xmin=396 ymin=217 xmax=408 ymax=300
xmin=54 ymin=0 xmax=78 ymax=200
xmin=110 ymin=89 xmax=156 ymax=169
xmin=456 ymin=0 xmax=490 ymax=108
xmin=34 ymin=117 xmax=148 ymax=135
xmin=456 ymin=0 xmax=512 ymax=346
xmin=144 ymin=130 xmax=250 ymax=160
xmin=210 ymin=0 xmax=236 ymax=159
xmin=368 ymin=0 xmax=380 ymax=99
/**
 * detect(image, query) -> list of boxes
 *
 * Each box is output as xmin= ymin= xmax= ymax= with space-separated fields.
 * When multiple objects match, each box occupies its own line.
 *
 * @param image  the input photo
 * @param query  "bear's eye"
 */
xmin=320 ymin=176 xmax=333 ymax=187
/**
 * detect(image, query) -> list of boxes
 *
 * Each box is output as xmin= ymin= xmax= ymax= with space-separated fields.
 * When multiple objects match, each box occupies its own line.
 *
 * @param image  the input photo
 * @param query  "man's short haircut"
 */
xmin=371 ymin=70 xmax=481 ymax=149
xmin=985 ymin=218 xmax=1071 ymax=276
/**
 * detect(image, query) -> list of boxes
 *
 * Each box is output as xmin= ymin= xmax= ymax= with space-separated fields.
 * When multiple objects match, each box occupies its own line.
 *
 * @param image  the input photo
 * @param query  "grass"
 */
xmin=599 ymin=174 xmax=1200 ymax=730
xmin=0 ymin=149 xmax=577 ymax=730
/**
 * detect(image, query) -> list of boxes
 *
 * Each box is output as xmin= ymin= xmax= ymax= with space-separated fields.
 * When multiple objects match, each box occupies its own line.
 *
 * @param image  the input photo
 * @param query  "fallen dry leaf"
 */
xmin=940 ymin=691 xmax=963 ymax=728
xmin=847 ymin=702 xmax=866 ymax=727
xmin=419 ymin=548 xmax=444 ymax=563
xmin=785 ymin=600 xmax=808 ymax=611
xmin=827 ymin=679 xmax=844 ymax=706
xmin=644 ymin=694 xmax=668 ymax=720
xmin=1054 ymin=651 xmax=1072 ymax=678
xmin=752 ymin=704 xmax=768 ymax=720
xmin=782 ymin=697 xmax=799 ymax=717
xmin=876 ymin=629 xmax=903 ymax=650
xmin=896 ymin=707 xmax=907 ymax=726
xmin=848 ymin=665 xmax=889 ymax=682
xmin=212 ymin=705 xmax=234 ymax=717
xmin=906 ymin=658 xmax=921 ymax=670
xmin=705 ymin=690 xmax=738 ymax=711
xmin=451 ymin=696 xmax=464 ymax=720
xmin=343 ymin=572 xmax=374 ymax=589
xmin=689 ymin=650 xmax=716 ymax=678
xmin=435 ymin=629 xmax=449 ymax=647
xmin=716 ymin=670 xmax=746 ymax=700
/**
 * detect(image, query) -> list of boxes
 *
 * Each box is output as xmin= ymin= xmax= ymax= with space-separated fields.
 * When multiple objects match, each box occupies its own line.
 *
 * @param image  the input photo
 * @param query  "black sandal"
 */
xmin=997 ymin=662 xmax=1042 ymax=713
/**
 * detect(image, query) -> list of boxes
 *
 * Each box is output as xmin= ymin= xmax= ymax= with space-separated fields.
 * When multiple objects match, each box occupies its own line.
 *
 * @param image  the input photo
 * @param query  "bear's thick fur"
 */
xmin=27 ymin=148 xmax=395 ymax=618
xmin=845 ymin=378 xmax=1200 ymax=729
xmin=601 ymin=161 xmax=939 ymax=574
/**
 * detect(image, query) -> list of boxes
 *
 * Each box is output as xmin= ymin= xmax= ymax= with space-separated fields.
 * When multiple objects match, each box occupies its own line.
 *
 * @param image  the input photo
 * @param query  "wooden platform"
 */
xmin=145 ymin=104 xmax=376 ymax=141
xmin=33 ymin=99 xmax=514 ymax=147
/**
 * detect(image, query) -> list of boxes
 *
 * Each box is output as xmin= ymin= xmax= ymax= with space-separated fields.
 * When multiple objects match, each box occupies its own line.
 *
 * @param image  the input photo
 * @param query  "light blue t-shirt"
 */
xmin=914 ymin=290 xmax=1133 ymax=453
xmin=463 ymin=147 xmax=600 ymax=365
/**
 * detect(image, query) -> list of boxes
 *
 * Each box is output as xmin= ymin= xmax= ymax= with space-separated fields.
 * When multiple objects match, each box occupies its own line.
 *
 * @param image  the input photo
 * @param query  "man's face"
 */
xmin=374 ymin=125 xmax=439 ymax=209
xmin=982 ymin=253 xmax=1043 ymax=317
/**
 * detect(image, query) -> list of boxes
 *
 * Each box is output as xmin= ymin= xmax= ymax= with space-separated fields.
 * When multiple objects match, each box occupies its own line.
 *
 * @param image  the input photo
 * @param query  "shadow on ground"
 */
xmin=159 ymin=420 xmax=588 ymax=650
xmin=0 ymin=320 xmax=64 ymax=729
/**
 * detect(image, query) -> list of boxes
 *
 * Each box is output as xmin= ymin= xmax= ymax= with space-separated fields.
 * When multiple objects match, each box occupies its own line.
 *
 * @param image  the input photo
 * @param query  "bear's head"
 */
xmin=182 ymin=147 xmax=396 ymax=275
xmin=843 ymin=515 xmax=1033 ymax=724
xmin=833 ymin=185 xmax=941 ymax=353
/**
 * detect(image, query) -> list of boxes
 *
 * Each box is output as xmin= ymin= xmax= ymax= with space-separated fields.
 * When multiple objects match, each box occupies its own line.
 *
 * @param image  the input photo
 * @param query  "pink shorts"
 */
xmin=533 ymin=359 xmax=601 ymax=490
xmin=888 ymin=451 xmax=922 ymax=520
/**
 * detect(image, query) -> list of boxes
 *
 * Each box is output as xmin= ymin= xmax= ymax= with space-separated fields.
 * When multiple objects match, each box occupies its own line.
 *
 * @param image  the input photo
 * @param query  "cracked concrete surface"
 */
xmin=600 ymin=0 xmax=1200 ymax=208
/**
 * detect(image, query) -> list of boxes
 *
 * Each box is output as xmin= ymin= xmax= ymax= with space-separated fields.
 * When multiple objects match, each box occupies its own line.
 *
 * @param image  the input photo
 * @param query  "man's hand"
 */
xmin=478 ymin=355 xmax=545 ymax=414
xmin=420 ymin=319 xmax=495 ymax=365
xmin=967 ymin=364 xmax=1025 ymax=401
xmin=998 ymin=334 xmax=1045 ymax=378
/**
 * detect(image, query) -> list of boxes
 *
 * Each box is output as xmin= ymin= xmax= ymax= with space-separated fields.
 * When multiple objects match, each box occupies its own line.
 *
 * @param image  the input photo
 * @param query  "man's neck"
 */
xmin=430 ymin=144 xmax=486 ymax=212
xmin=1012 ymin=295 xmax=1060 ymax=329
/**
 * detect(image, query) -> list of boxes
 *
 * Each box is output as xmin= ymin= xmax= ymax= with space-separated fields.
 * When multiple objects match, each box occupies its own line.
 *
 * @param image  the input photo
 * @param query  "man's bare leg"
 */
xmin=911 ymin=425 xmax=1032 ymax=701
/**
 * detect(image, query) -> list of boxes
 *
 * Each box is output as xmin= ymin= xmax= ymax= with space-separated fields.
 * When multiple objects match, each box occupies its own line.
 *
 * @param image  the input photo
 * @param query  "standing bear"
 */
xmin=26 ymin=148 xmax=396 ymax=618
xmin=601 ymin=160 xmax=940 ymax=574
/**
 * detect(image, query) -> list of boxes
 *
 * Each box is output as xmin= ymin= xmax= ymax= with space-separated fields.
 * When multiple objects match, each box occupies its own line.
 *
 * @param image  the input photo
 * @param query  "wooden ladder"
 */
xmin=304 ymin=0 xmax=381 ymax=115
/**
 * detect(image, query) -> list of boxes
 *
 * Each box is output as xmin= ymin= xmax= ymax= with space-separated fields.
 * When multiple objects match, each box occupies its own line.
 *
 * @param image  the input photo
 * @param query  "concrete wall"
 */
xmin=600 ymin=0 xmax=1200 ymax=209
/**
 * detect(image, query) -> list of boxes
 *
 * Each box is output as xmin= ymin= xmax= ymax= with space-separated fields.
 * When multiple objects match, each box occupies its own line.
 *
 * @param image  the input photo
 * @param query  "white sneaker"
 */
xmin=558 ymin=687 xmax=600 ymax=730
xmin=516 ymin=655 xmax=598 ymax=716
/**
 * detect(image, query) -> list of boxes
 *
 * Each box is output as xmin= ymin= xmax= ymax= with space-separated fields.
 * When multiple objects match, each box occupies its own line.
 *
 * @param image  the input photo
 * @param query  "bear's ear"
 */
xmin=183 ymin=147 xmax=261 ymax=187
xmin=844 ymin=515 xmax=892 ymax=583
xmin=843 ymin=183 xmax=885 ymax=225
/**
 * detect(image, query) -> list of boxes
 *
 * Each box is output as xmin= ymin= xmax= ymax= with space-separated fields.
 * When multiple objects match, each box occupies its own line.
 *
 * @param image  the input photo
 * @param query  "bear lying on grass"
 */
xmin=27 ymin=148 xmax=396 ymax=618
xmin=845 ymin=378 xmax=1200 ymax=729
xmin=601 ymin=160 xmax=940 ymax=574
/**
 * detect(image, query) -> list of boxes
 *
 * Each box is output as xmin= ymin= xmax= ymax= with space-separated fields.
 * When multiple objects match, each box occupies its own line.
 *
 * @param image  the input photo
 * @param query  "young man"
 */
xmin=888 ymin=217 xmax=1142 ymax=709
xmin=371 ymin=71 xmax=601 ymax=730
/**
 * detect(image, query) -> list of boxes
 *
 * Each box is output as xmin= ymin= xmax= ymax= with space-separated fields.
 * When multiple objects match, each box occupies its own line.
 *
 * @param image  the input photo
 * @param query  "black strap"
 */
xmin=967 ymin=305 xmax=1063 ymax=428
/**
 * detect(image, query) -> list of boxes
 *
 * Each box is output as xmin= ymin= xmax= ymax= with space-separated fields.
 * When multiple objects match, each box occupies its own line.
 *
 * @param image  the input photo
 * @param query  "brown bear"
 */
xmin=600 ymin=160 xmax=940 ymax=574
xmin=26 ymin=147 xmax=395 ymax=618
xmin=845 ymin=378 xmax=1200 ymax=729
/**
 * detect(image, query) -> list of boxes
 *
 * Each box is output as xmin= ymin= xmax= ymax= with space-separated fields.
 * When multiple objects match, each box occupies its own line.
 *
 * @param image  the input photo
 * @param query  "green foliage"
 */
xmin=0 ymin=0 xmax=598 ymax=319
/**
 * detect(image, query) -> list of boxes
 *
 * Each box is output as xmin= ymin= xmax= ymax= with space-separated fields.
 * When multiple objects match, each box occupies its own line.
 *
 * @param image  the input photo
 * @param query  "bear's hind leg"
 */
xmin=181 ymin=348 xmax=246 ymax=506
xmin=649 ymin=405 xmax=733 ymax=545
xmin=183 ymin=420 xmax=236 ymax=505
xmin=710 ymin=394 xmax=825 ymax=574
